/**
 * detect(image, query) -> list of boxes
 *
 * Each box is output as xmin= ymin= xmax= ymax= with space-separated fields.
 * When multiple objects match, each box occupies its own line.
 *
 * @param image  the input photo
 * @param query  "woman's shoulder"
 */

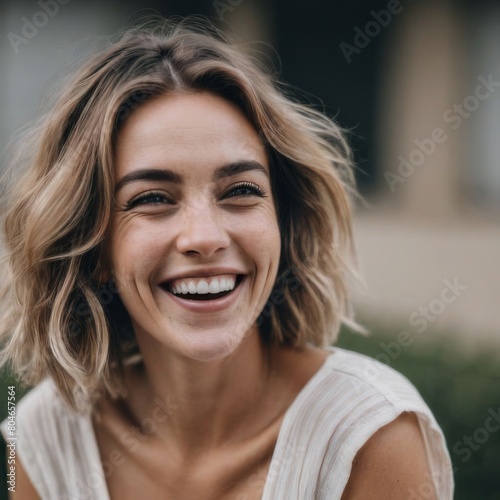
xmin=317 ymin=348 xmax=454 ymax=498
xmin=266 ymin=346 xmax=454 ymax=499
xmin=309 ymin=347 xmax=450 ymax=470
xmin=4 ymin=378 xmax=80 ymax=431
xmin=320 ymin=346 xmax=425 ymax=407
xmin=1 ymin=379 xmax=104 ymax=499
xmin=1 ymin=379 xmax=64 ymax=438
xmin=283 ymin=345 xmax=436 ymax=431
xmin=16 ymin=377 xmax=64 ymax=406
xmin=1 ymin=378 xmax=89 ymax=464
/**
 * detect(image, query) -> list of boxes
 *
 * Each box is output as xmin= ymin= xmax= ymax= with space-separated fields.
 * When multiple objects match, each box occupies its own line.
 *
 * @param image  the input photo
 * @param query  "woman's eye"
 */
xmin=225 ymin=182 xmax=265 ymax=199
xmin=126 ymin=191 xmax=172 ymax=209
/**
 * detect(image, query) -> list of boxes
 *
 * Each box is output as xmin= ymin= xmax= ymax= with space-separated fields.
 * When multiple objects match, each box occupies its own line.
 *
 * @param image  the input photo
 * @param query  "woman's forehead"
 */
xmin=115 ymin=92 xmax=268 ymax=175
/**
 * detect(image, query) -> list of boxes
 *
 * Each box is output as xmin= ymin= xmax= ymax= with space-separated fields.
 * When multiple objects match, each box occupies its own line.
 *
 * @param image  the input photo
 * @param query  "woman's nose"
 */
xmin=175 ymin=200 xmax=231 ymax=257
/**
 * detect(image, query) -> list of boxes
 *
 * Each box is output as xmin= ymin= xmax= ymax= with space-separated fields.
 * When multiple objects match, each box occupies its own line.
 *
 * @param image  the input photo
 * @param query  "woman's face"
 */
xmin=107 ymin=91 xmax=281 ymax=361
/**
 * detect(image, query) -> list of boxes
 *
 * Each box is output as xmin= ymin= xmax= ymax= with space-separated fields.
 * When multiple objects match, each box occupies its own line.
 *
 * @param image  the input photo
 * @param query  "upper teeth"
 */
xmin=169 ymin=274 xmax=237 ymax=295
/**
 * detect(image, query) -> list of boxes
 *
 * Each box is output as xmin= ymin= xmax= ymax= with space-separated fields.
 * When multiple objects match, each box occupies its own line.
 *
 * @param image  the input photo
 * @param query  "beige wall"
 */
xmin=354 ymin=1 xmax=499 ymax=347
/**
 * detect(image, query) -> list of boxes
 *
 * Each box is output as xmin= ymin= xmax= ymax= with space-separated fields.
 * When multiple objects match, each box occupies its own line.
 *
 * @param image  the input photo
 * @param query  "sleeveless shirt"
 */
xmin=1 ymin=347 xmax=454 ymax=499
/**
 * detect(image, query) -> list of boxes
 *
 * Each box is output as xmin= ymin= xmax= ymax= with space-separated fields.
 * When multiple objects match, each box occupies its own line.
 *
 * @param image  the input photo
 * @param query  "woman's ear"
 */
xmin=91 ymin=246 xmax=112 ymax=285
xmin=97 ymin=266 xmax=112 ymax=284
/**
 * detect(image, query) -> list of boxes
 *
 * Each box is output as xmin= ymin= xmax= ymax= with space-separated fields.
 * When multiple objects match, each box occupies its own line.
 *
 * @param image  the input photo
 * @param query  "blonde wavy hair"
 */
xmin=0 ymin=18 xmax=361 ymax=410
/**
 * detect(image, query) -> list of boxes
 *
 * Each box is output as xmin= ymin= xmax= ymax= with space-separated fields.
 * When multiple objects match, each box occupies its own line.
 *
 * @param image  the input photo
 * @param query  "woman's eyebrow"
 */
xmin=115 ymin=160 xmax=268 ymax=193
xmin=214 ymin=160 xmax=269 ymax=180
xmin=115 ymin=169 xmax=181 ymax=193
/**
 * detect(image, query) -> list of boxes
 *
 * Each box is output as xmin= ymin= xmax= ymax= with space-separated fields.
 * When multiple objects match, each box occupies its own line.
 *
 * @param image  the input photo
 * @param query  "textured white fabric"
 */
xmin=1 ymin=346 xmax=454 ymax=499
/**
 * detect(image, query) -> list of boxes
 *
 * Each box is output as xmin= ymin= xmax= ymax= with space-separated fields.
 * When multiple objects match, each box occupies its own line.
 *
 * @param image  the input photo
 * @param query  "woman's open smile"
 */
xmin=159 ymin=271 xmax=248 ymax=315
xmin=107 ymin=91 xmax=281 ymax=361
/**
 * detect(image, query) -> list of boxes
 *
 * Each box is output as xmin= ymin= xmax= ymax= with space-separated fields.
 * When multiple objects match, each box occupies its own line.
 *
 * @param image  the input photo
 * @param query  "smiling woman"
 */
xmin=0 ymin=17 xmax=453 ymax=500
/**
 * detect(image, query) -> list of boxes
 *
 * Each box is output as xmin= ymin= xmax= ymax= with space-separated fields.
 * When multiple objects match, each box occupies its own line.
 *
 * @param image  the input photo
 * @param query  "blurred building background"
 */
xmin=0 ymin=0 xmax=499 ymax=497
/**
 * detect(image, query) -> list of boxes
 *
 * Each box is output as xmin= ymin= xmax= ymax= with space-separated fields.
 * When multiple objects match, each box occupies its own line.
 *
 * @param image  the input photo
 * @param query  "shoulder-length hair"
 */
xmin=0 ymin=18 xmax=360 ymax=410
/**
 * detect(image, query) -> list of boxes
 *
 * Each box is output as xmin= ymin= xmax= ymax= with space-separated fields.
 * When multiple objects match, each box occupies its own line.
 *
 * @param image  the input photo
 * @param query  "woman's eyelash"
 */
xmin=124 ymin=182 xmax=265 ymax=210
xmin=225 ymin=182 xmax=265 ymax=198
xmin=125 ymin=190 xmax=171 ymax=209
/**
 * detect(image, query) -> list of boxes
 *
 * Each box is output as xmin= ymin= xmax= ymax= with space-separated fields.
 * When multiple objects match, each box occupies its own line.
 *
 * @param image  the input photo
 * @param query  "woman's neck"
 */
xmin=121 ymin=328 xmax=284 ymax=457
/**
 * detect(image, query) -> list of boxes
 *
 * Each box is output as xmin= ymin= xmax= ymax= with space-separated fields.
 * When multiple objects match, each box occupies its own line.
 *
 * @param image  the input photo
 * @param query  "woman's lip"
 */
xmin=160 ymin=275 xmax=245 ymax=313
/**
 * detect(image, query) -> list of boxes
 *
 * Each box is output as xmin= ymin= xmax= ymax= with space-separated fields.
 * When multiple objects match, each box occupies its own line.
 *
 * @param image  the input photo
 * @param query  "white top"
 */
xmin=1 ymin=347 xmax=454 ymax=499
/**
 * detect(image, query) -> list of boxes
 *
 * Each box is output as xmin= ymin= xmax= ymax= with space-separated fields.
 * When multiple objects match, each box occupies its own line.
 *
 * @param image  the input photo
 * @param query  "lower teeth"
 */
xmin=174 ymin=290 xmax=232 ymax=301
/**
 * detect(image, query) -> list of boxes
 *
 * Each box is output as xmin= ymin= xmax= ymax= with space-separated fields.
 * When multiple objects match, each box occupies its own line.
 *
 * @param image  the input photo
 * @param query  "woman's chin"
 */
xmin=181 ymin=329 xmax=250 ymax=362
xmin=133 ymin=318 xmax=259 ymax=364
